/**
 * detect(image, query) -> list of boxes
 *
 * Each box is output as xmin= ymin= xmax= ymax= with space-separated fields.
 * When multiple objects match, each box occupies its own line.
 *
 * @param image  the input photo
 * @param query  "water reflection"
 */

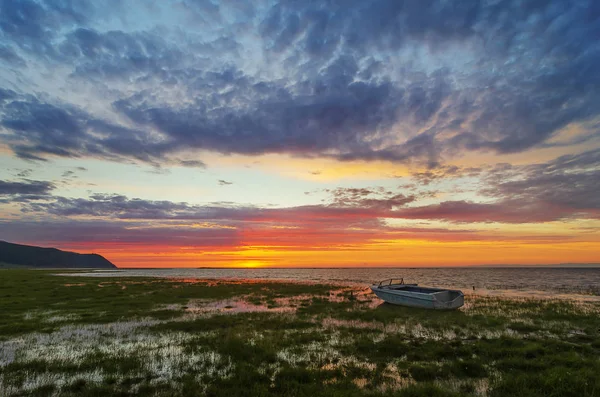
xmin=57 ymin=267 xmax=600 ymax=301
xmin=185 ymin=298 xmax=294 ymax=314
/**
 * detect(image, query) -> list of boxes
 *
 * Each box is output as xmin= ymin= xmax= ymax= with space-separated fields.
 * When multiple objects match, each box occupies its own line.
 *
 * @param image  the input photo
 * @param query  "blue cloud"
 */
xmin=0 ymin=45 xmax=25 ymax=66
xmin=0 ymin=178 xmax=55 ymax=203
xmin=0 ymin=0 xmax=599 ymax=166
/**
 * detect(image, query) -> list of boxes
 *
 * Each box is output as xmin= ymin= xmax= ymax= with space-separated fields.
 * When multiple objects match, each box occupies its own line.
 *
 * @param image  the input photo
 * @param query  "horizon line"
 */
xmin=114 ymin=264 xmax=600 ymax=269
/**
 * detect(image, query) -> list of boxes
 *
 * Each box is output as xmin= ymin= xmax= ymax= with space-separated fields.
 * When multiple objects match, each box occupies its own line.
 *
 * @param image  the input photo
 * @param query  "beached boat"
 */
xmin=370 ymin=279 xmax=464 ymax=310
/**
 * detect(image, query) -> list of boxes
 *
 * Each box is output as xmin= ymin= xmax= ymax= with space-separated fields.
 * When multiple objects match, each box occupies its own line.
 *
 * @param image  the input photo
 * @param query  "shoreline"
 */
xmin=54 ymin=270 xmax=600 ymax=302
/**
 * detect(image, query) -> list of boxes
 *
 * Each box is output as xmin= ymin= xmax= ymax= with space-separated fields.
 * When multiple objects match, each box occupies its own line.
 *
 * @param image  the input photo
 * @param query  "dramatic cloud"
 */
xmin=392 ymin=200 xmax=565 ymax=224
xmin=0 ymin=216 xmax=492 ymax=254
xmin=0 ymin=219 xmax=241 ymax=249
xmin=25 ymin=193 xmax=212 ymax=219
xmin=487 ymin=149 xmax=600 ymax=214
xmin=0 ymin=93 xmax=159 ymax=163
xmin=21 ymin=193 xmax=386 ymax=226
xmin=0 ymin=1 xmax=599 ymax=266
xmin=0 ymin=179 xmax=53 ymax=195
xmin=0 ymin=179 xmax=55 ymax=202
xmin=4 ymin=189 xmax=581 ymax=254
xmin=396 ymin=149 xmax=600 ymax=223
xmin=325 ymin=187 xmax=415 ymax=210
xmin=0 ymin=0 xmax=598 ymax=166
xmin=18 ymin=146 xmax=599 ymax=228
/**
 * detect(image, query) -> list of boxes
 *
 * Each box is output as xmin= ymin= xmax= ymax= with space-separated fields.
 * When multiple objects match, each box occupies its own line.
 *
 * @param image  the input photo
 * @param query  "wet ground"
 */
xmin=3 ymin=270 xmax=600 ymax=396
xmin=56 ymin=267 xmax=600 ymax=297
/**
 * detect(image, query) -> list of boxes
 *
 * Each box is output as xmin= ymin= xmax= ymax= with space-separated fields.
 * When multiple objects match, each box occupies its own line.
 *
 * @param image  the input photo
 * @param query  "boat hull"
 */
xmin=370 ymin=286 xmax=464 ymax=310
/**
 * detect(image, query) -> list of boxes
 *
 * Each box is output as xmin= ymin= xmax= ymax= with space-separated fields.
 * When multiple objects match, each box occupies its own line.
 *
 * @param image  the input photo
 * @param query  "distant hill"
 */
xmin=0 ymin=241 xmax=116 ymax=269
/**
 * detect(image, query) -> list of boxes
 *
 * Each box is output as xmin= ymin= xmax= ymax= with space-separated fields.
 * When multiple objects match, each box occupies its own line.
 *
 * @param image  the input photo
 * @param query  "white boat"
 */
xmin=370 ymin=279 xmax=464 ymax=310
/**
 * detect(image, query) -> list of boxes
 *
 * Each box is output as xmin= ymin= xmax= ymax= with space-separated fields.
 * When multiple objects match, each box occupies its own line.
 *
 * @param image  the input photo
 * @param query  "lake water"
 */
xmin=70 ymin=267 xmax=600 ymax=298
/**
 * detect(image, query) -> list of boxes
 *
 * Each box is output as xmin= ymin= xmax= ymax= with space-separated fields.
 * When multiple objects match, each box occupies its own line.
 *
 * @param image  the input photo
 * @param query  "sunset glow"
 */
xmin=1 ymin=0 xmax=599 ymax=267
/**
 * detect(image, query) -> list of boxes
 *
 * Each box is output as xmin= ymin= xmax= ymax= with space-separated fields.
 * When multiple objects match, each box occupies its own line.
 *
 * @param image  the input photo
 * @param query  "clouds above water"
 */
xmin=0 ymin=0 xmax=599 ymax=166
xmin=0 ymin=147 xmax=597 ymax=263
xmin=10 ymin=149 xmax=600 ymax=240
xmin=1 ymin=1 xmax=599 ymax=265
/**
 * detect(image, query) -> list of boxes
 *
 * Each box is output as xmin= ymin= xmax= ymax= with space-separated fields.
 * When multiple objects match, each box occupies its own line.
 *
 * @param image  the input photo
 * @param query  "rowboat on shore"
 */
xmin=370 ymin=279 xmax=464 ymax=310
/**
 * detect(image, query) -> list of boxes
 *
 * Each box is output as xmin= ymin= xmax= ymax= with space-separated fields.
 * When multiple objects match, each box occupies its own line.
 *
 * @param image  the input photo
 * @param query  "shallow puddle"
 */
xmin=181 ymin=286 xmax=378 ymax=315
xmin=465 ymin=288 xmax=600 ymax=302
xmin=185 ymin=298 xmax=295 ymax=314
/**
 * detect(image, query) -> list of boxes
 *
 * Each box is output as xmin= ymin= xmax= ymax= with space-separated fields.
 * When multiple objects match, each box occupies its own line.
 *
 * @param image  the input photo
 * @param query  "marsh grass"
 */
xmin=1 ymin=270 xmax=599 ymax=396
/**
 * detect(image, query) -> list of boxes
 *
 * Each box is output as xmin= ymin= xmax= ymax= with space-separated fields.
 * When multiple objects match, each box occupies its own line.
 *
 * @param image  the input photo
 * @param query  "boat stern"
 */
xmin=433 ymin=290 xmax=464 ymax=310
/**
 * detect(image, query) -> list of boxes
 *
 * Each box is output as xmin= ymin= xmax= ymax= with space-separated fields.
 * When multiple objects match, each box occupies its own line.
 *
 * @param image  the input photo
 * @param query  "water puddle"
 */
xmin=465 ymin=288 xmax=600 ymax=303
xmin=184 ymin=298 xmax=294 ymax=314
xmin=180 ymin=287 xmax=376 ymax=315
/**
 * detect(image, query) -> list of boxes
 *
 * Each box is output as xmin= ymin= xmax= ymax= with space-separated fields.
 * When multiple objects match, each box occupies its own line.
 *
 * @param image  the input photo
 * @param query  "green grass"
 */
xmin=0 ymin=270 xmax=331 ymax=337
xmin=1 ymin=269 xmax=599 ymax=396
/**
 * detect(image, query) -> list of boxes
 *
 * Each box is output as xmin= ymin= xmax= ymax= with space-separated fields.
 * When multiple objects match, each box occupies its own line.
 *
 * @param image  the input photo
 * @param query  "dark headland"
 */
xmin=0 ymin=241 xmax=116 ymax=269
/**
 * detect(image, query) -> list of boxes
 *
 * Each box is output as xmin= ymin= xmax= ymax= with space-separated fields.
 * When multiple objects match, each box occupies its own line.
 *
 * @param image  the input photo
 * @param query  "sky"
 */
xmin=0 ymin=0 xmax=599 ymax=268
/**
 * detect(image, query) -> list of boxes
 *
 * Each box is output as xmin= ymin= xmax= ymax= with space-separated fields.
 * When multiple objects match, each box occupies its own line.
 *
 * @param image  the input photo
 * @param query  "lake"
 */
xmin=69 ymin=267 xmax=600 ymax=297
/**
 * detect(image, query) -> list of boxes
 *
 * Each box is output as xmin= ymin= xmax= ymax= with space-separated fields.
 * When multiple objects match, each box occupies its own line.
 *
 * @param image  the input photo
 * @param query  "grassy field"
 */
xmin=1 ymin=270 xmax=599 ymax=396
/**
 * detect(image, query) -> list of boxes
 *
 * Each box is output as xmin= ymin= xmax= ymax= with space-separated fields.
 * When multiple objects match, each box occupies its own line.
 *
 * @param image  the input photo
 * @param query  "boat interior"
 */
xmin=381 ymin=284 xmax=446 ymax=294
xmin=382 ymin=285 xmax=445 ymax=293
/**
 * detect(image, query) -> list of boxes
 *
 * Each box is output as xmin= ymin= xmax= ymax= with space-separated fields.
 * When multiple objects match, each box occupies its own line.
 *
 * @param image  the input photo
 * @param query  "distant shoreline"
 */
xmin=112 ymin=264 xmax=600 ymax=270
